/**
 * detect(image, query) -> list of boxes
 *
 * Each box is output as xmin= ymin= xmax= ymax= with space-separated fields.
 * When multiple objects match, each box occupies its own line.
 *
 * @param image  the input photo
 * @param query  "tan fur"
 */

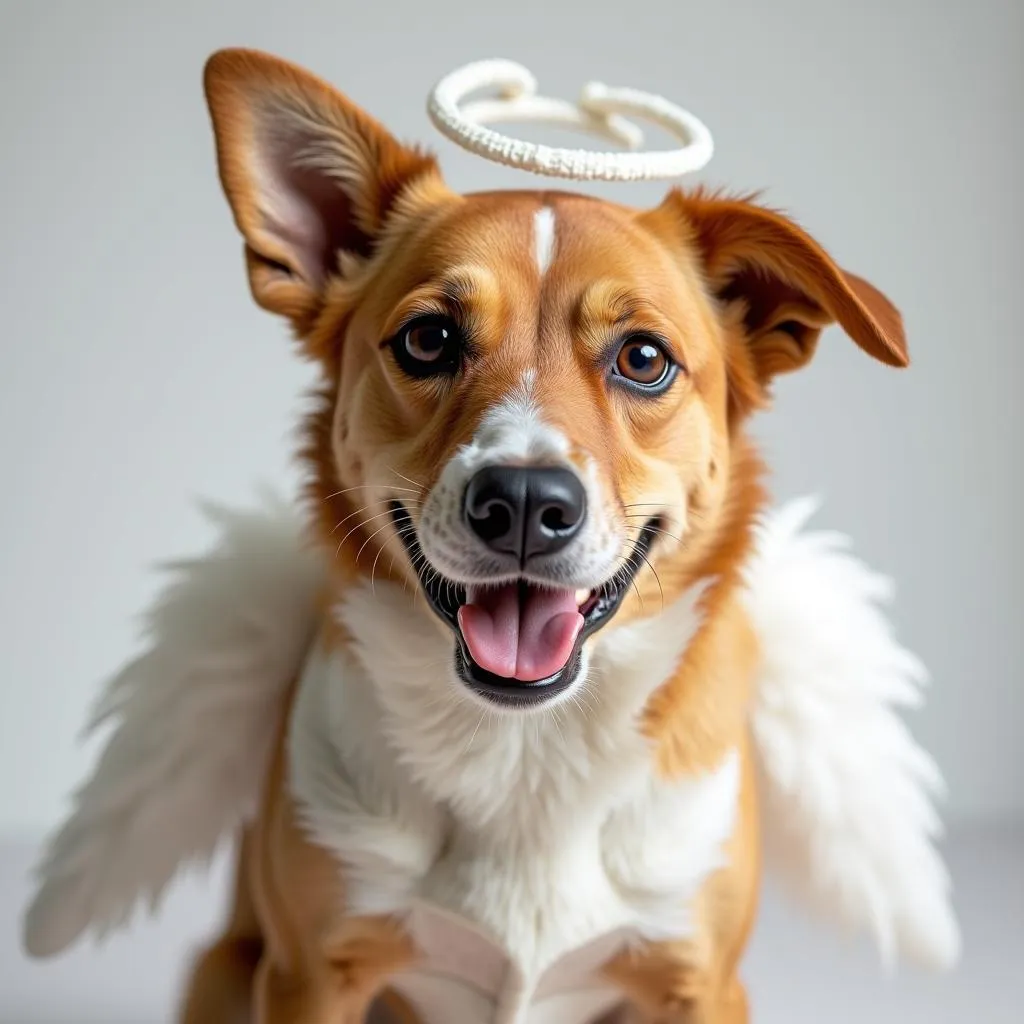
xmin=183 ymin=48 xmax=909 ymax=1023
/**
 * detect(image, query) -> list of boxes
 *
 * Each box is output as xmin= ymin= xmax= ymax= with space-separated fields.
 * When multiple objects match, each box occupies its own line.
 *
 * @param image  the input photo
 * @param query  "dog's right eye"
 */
xmin=391 ymin=316 xmax=463 ymax=378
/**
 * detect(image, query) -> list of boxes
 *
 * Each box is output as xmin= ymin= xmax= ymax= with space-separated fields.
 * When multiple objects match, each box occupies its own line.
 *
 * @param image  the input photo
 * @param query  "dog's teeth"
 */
xmin=575 ymin=589 xmax=590 ymax=606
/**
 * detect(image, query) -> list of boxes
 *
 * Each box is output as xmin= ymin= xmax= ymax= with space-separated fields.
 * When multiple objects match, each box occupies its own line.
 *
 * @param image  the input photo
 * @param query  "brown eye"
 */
xmin=405 ymin=322 xmax=451 ymax=361
xmin=614 ymin=336 xmax=674 ymax=390
xmin=392 ymin=316 xmax=463 ymax=377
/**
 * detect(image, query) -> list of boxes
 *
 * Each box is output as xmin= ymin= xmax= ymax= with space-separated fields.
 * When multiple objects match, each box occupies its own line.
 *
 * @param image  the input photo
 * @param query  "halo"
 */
xmin=427 ymin=59 xmax=713 ymax=182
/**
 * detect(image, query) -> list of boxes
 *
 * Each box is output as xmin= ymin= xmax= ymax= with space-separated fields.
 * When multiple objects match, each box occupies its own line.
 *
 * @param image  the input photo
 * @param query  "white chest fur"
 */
xmin=288 ymin=582 xmax=739 ymax=1024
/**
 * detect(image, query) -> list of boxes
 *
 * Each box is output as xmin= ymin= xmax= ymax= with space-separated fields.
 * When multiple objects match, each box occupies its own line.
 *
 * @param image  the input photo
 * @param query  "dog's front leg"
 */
xmin=253 ymin=915 xmax=418 ymax=1024
xmin=645 ymin=977 xmax=747 ymax=1024
xmin=254 ymin=956 xmax=379 ymax=1024
xmin=604 ymin=943 xmax=749 ymax=1024
xmin=614 ymin=978 xmax=748 ymax=1024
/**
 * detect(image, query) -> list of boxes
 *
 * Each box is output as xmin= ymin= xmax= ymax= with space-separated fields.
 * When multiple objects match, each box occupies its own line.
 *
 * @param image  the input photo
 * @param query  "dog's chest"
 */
xmin=288 ymin=584 xmax=738 ymax=1024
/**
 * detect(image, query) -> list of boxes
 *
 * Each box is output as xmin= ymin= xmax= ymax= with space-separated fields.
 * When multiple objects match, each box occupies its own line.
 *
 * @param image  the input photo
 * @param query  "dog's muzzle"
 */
xmin=388 ymin=501 xmax=658 ymax=710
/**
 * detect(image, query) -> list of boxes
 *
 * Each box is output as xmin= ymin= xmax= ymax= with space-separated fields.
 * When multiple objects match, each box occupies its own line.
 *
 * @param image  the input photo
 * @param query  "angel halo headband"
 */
xmin=427 ymin=59 xmax=714 ymax=182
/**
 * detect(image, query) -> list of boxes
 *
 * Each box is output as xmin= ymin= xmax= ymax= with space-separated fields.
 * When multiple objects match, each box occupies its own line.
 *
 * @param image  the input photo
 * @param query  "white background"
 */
xmin=0 ymin=0 xmax=1021 ymax=841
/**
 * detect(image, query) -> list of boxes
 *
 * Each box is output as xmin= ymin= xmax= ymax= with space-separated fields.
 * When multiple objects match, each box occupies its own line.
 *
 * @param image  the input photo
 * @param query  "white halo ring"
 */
xmin=427 ymin=59 xmax=713 ymax=182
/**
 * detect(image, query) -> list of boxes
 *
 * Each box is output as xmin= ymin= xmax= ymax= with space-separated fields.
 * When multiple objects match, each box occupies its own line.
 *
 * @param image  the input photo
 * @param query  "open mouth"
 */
xmin=388 ymin=502 xmax=658 ymax=708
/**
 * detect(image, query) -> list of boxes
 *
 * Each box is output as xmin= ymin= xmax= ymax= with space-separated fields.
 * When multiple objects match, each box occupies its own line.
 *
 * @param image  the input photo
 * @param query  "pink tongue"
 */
xmin=457 ymin=584 xmax=584 ymax=682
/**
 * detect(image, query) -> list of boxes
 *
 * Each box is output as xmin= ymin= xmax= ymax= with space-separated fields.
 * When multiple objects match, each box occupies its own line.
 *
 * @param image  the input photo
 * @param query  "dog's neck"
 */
xmin=333 ymin=576 xmax=712 ymax=835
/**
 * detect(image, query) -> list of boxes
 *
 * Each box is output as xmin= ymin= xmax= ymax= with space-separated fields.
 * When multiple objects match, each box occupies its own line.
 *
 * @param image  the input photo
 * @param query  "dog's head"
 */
xmin=204 ymin=49 xmax=907 ymax=713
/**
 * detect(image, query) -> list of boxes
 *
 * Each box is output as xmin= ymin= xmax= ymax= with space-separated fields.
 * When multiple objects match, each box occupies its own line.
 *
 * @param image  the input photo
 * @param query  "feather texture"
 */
xmin=744 ymin=497 xmax=960 ymax=970
xmin=22 ymin=496 xmax=323 ymax=958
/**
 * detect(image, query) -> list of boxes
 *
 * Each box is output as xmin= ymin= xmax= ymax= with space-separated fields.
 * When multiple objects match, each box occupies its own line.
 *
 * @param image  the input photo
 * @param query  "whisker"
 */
xmin=389 ymin=550 xmax=412 ymax=597
xmin=323 ymin=484 xmax=421 ymax=501
xmin=464 ymin=710 xmax=488 ymax=755
xmin=330 ymin=503 xmax=374 ymax=536
xmin=551 ymin=707 xmax=567 ymax=746
xmin=630 ymin=575 xmax=645 ymax=612
xmin=570 ymin=689 xmax=592 ymax=722
xmin=338 ymin=507 xmax=403 ymax=552
xmin=392 ymin=528 xmax=421 ymax=575
xmin=336 ymin=511 xmax=399 ymax=562
xmin=423 ymin=563 xmax=442 ymax=593
xmin=330 ymin=499 xmax=424 ymax=537
xmin=622 ymin=501 xmax=686 ymax=512
xmin=385 ymin=466 xmax=427 ymax=493
xmin=639 ymin=552 xmax=665 ymax=611
xmin=370 ymin=536 xmax=389 ymax=596
xmin=624 ymin=523 xmax=687 ymax=546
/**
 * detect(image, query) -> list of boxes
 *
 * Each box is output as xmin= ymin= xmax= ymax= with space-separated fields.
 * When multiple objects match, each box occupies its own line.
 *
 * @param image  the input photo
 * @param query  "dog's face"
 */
xmin=205 ymin=49 xmax=907 ymax=712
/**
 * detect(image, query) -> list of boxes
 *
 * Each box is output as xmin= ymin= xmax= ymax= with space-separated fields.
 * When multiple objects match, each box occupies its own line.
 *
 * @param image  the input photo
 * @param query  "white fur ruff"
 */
xmin=22 ymin=493 xmax=959 ymax=982
xmin=744 ymin=497 xmax=960 ymax=970
xmin=22 ymin=496 xmax=324 ymax=957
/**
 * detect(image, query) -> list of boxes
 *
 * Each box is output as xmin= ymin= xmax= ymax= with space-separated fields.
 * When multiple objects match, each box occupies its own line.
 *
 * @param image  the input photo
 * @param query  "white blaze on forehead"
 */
xmin=533 ymin=206 xmax=557 ymax=276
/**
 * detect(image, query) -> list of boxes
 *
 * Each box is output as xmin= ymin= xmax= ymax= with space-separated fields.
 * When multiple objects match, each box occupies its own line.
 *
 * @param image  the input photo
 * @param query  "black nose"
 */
xmin=464 ymin=465 xmax=587 ymax=563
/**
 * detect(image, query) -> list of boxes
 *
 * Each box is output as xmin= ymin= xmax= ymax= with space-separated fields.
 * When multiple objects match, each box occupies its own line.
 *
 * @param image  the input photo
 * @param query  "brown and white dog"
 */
xmin=23 ymin=49 xmax=958 ymax=1024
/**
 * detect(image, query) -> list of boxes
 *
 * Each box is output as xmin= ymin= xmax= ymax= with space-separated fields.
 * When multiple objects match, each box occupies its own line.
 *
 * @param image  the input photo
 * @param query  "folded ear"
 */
xmin=203 ymin=49 xmax=440 ymax=323
xmin=662 ymin=190 xmax=908 ymax=384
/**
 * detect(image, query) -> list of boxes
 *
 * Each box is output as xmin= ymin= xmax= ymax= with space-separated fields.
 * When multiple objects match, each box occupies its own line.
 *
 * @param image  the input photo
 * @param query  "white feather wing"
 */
xmin=23 ymin=497 xmax=324 ymax=958
xmin=744 ymin=497 xmax=960 ymax=970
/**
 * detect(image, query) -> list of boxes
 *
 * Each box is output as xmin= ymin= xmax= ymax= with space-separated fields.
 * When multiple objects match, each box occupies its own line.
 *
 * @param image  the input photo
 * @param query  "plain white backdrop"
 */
xmin=0 ymin=0 xmax=1021 ymax=844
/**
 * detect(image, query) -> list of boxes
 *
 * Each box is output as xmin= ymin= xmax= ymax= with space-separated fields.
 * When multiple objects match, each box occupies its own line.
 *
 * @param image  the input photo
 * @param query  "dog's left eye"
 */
xmin=391 ymin=316 xmax=463 ymax=377
xmin=613 ymin=335 xmax=676 ymax=391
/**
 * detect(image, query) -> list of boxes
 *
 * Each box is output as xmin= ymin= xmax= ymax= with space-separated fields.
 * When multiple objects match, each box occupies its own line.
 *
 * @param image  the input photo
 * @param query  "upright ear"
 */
xmin=662 ymin=190 xmax=908 ymax=385
xmin=203 ymin=49 xmax=441 ymax=323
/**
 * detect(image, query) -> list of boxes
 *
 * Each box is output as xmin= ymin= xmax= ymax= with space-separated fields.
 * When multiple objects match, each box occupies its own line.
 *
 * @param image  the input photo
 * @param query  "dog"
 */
xmin=23 ymin=48 xmax=958 ymax=1023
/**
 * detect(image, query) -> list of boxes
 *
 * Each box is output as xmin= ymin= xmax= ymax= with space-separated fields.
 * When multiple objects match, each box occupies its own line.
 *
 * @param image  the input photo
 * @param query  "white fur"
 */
xmin=21 ymin=496 xmax=324 ymax=958
xmin=21 ymin=492 xmax=959 ymax=994
xmin=745 ymin=497 xmax=960 ymax=970
xmin=533 ymin=207 xmax=557 ymax=275
xmin=457 ymin=370 xmax=568 ymax=465
xmin=289 ymin=577 xmax=733 ymax=1020
xmin=288 ymin=639 xmax=446 ymax=918
xmin=417 ymin=379 xmax=620 ymax=588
